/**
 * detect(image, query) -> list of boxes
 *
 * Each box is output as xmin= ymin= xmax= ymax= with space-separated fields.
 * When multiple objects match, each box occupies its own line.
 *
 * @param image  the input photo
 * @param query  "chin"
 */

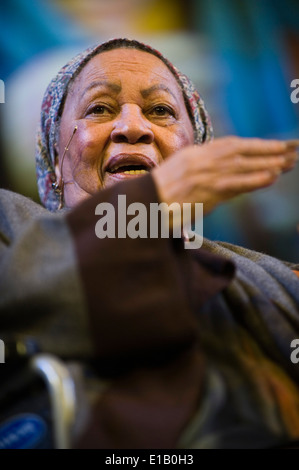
xmin=103 ymin=171 xmax=149 ymax=188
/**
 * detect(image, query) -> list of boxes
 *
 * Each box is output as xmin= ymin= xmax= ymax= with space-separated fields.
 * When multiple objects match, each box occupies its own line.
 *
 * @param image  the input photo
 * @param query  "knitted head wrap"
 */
xmin=36 ymin=38 xmax=213 ymax=211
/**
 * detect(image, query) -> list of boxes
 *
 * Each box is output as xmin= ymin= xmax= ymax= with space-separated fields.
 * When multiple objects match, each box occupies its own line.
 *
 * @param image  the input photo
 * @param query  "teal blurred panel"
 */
xmin=192 ymin=0 xmax=299 ymax=138
xmin=0 ymin=0 xmax=90 ymax=78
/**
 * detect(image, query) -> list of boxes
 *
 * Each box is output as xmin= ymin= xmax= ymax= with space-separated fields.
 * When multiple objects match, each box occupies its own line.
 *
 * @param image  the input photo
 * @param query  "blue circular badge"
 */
xmin=0 ymin=414 xmax=47 ymax=449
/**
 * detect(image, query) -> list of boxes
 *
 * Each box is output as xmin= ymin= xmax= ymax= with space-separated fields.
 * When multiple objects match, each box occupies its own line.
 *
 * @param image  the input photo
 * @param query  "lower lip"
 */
xmin=104 ymin=170 xmax=149 ymax=183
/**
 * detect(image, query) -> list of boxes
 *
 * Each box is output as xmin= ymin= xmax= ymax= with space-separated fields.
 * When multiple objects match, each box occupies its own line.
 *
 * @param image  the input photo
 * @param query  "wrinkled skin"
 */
xmin=55 ymin=48 xmax=194 ymax=208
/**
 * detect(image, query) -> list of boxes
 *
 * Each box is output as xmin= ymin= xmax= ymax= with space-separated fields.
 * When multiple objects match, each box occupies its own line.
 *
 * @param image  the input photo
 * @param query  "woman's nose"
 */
xmin=111 ymin=105 xmax=154 ymax=144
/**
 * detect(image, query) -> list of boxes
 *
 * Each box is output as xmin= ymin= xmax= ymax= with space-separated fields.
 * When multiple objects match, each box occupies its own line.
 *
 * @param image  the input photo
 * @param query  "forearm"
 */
xmin=0 ymin=177 xmax=234 ymax=366
xmin=66 ymin=173 xmax=235 ymax=368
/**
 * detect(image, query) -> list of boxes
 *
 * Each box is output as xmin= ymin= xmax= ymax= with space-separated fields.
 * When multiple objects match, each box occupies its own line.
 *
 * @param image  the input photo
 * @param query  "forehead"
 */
xmin=71 ymin=48 xmax=183 ymax=97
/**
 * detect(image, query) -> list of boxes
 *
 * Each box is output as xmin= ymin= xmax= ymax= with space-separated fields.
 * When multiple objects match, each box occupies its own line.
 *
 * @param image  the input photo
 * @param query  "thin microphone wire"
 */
xmin=56 ymin=125 xmax=78 ymax=209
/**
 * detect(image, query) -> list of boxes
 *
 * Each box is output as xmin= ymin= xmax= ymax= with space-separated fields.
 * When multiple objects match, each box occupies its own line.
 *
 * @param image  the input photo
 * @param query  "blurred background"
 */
xmin=0 ymin=0 xmax=299 ymax=261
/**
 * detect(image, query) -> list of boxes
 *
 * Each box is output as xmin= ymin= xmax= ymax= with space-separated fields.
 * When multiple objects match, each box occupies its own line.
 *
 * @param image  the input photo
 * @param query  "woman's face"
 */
xmin=56 ymin=48 xmax=195 ymax=207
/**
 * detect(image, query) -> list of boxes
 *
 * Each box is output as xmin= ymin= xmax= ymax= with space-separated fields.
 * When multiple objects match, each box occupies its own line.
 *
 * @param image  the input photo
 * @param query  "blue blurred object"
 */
xmin=195 ymin=0 xmax=299 ymax=139
xmin=192 ymin=0 xmax=299 ymax=261
xmin=0 ymin=0 xmax=89 ymax=79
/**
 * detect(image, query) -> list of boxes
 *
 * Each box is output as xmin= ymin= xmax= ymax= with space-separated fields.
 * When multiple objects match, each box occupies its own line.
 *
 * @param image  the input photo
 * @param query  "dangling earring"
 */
xmin=52 ymin=125 xmax=78 ymax=210
xmin=52 ymin=180 xmax=63 ymax=209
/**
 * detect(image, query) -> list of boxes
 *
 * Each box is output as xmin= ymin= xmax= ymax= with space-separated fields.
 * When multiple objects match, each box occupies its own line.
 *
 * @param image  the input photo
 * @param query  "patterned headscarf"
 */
xmin=36 ymin=38 xmax=213 ymax=211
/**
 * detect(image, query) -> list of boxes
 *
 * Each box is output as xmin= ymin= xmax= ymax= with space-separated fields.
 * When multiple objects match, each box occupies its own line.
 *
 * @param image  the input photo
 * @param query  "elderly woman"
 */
xmin=1 ymin=38 xmax=299 ymax=449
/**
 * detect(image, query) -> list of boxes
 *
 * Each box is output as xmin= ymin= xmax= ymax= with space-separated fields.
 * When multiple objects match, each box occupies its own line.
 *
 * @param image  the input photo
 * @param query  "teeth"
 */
xmin=123 ymin=169 xmax=148 ymax=175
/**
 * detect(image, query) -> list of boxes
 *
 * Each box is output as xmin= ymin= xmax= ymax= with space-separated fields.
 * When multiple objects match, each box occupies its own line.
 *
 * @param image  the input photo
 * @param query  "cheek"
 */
xmin=157 ymin=125 xmax=194 ymax=159
xmin=73 ymin=121 xmax=111 ymax=164
xmin=65 ymin=122 xmax=111 ymax=191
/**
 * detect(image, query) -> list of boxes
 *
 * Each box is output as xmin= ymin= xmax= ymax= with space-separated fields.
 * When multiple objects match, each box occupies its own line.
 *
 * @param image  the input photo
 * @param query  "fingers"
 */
xmin=202 ymin=136 xmax=299 ymax=157
xmin=227 ymin=136 xmax=295 ymax=156
xmin=194 ymin=137 xmax=298 ymax=176
xmin=217 ymin=151 xmax=298 ymax=174
xmin=285 ymin=139 xmax=299 ymax=149
xmin=214 ymin=170 xmax=280 ymax=198
xmin=212 ymin=150 xmax=297 ymax=197
xmin=282 ymin=151 xmax=299 ymax=172
xmin=200 ymin=169 xmax=281 ymax=215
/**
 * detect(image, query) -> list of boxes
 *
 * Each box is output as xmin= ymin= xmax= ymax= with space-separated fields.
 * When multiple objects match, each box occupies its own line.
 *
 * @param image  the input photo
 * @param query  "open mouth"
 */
xmin=104 ymin=154 xmax=156 ymax=177
xmin=109 ymin=164 xmax=149 ymax=175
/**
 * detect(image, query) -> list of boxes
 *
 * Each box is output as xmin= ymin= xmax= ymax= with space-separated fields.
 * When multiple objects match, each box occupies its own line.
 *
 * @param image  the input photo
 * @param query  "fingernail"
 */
xmin=285 ymin=139 xmax=299 ymax=148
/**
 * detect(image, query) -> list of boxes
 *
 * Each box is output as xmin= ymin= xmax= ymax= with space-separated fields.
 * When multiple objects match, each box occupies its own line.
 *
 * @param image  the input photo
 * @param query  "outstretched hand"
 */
xmin=152 ymin=136 xmax=298 ymax=220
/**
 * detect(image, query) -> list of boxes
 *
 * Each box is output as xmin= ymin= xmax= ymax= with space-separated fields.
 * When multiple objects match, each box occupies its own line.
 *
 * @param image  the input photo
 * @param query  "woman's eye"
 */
xmin=86 ymin=104 xmax=112 ymax=116
xmin=150 ymin=106 xmax=174 ymax=117
xmin=87 ymin=105 xmax=111 ymax=115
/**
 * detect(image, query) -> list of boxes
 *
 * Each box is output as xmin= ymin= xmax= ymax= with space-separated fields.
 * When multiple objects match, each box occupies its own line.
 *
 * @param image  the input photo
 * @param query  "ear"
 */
xmin=54 ymin=143 xmax=61 ymax=183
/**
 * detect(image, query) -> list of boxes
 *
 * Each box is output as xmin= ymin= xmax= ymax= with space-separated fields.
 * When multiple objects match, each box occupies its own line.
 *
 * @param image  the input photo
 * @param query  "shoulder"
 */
xmin=0 ymin=188 xmax=49 ymax=241
xmin=0 ymin=188 xmax=48 ymax=220
xmin=203 ymin=237 xmax=299 ymax=301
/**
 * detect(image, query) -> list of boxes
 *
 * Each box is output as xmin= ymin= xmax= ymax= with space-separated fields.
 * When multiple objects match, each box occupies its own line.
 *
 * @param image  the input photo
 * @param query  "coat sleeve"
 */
xmin=65 ymin=173 xmax=235 ymax=368
xmin=0 ymin=189 xmax=93 ymax=359
xmin=0 ymin=174 xmax=234 ymax=365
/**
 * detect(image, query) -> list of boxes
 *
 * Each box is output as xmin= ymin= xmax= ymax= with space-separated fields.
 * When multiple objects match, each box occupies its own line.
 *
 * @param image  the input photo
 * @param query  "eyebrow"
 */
xmin=80 ymin=81 xmax=179 ymax=102
xmin=141 ymin=84 xmax=178 ymax=101
xmin=80 ymin=80 xmax=121 ymax=99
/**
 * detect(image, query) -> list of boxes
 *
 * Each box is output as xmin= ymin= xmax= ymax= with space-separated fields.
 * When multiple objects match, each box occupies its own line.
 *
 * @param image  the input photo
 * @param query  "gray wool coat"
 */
xmin=1 ymin=174 xmax=299 ymax=449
